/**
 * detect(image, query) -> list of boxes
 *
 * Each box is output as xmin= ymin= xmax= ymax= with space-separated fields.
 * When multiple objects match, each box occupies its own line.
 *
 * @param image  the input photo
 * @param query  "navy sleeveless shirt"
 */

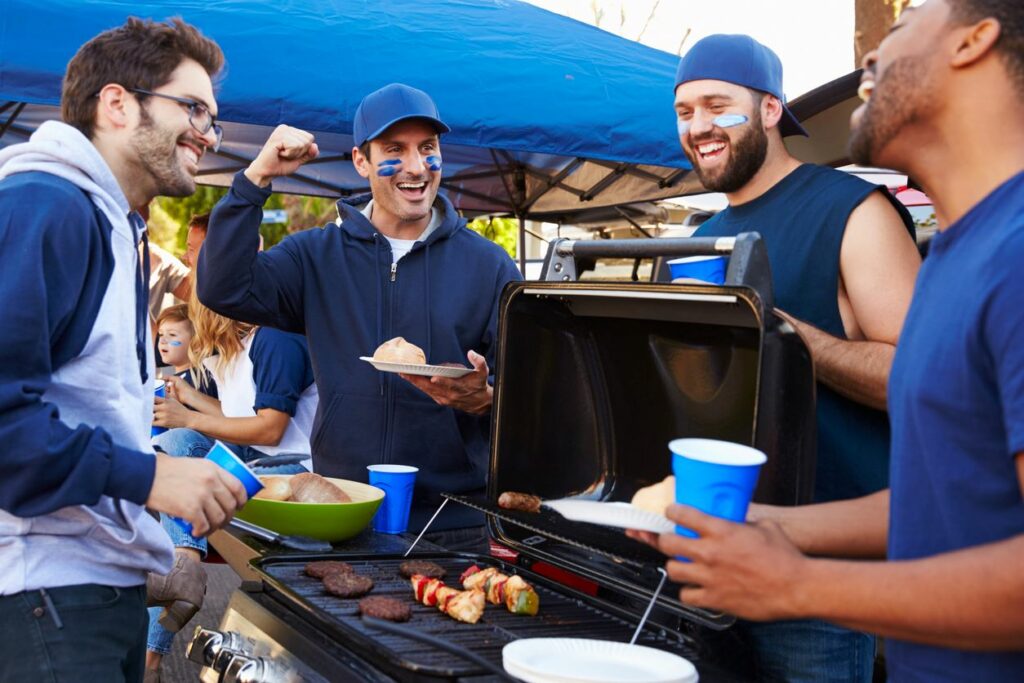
xmin=696 ymin=164 xmax=914 ymax=502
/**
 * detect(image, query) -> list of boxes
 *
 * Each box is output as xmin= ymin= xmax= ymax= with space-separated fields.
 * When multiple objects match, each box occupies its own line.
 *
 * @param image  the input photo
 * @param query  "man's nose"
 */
xmin=687 ymin=109 xmax=717 ymax=137
xmin=404 ymin=151 xmax=426 ymax=174
xmin=861 ymin=50 xmax=878 ymax=73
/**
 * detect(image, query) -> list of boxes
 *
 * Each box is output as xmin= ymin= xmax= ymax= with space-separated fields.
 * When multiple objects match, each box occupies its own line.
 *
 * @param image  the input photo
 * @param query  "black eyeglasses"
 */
xmin=129 ymin=88 xmax=223 ymax=152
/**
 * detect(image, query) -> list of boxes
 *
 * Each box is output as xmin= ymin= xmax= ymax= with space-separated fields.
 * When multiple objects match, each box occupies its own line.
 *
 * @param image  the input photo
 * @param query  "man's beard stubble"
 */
xmin=687 ymin=108 xmax=769 ymax=194
xmin=849 ymin=55 xmax=930 ymax=167
xmin=130 ymin=105 xmax=197 ymax=198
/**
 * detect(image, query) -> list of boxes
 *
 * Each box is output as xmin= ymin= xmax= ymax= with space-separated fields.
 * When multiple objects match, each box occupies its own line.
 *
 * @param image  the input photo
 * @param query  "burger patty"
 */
xmin=304 ymin=561 xmax=354 ymax=579
xmin=399 ymin=559 xmax=446 ymax=580
xmin=322 ymin=572 xmax=374 ymax=599
xmin=358 ymin=596 xmax=412 ymax=622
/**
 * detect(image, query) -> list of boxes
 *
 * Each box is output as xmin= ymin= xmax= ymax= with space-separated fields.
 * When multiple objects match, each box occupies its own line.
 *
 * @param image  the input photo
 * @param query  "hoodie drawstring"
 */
xmin=424 ymin=244 xmax=432 ymax=363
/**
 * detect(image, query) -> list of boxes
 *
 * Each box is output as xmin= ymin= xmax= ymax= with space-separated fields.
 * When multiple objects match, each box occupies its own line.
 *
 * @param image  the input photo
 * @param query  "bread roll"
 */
xmin=254 ymin=476 xmax=292 ymax=501
xmin=373 ymin=337 xmax=426 ymax=365
xmin=631 ymin=476 xmax=674 ymax=516
xmin=290 ymin=472 xmax=352 ymax=504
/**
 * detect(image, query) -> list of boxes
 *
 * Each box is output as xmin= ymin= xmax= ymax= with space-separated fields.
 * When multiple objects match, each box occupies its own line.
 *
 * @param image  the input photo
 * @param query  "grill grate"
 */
xmin=257 ymin=554 xmax=699 ymax=680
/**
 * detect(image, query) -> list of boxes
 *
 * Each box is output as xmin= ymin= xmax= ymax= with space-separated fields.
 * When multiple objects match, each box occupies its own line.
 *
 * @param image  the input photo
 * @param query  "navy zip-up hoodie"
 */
xmin=199 ymin=172 xmax=521 ymax=530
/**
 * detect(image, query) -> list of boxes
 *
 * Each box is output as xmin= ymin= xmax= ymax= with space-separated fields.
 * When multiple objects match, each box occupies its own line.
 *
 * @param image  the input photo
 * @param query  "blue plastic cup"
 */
xmin=667 ymin=255 xmax=727 ymax=284
xmin=670 ymin=438 xmax=766 ymax=540
xmin=175 ymin=440 xmax=264 ymax=536
xmin=152 ymin=381 xmax=168 ymax=437
xmin=367 ymin=464 xmax=418 ymax=534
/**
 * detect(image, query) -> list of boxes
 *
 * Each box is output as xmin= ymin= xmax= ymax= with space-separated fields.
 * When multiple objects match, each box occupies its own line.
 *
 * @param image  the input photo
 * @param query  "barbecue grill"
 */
xmin=191 ymin=233 xmax=816 ymax=682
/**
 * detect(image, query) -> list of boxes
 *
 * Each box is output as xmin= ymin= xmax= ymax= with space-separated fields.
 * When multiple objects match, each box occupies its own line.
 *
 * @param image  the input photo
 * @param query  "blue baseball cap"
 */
xmin=675 ymin=34 xmax=808 ymax=138
xmin=353 ymin=83 xmax=451 ymax=147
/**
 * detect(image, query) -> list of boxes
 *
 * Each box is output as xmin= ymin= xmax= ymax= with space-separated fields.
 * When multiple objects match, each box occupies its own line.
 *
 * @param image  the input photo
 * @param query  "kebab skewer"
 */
xmin=460 ymin=565 xmax=540 ymax=616
xmin=410 ymin=574 xmax=485 ymax=624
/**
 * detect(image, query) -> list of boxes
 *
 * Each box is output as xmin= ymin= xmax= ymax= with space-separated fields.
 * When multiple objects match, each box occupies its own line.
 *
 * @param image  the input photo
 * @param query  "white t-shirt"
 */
xmin=360 ymin=200 xmax=442 ymax=264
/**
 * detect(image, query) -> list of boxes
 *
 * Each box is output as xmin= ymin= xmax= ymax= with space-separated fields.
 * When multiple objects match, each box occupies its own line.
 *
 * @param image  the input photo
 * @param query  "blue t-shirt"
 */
xmin=887 ymin=171 xmax=1024 ymax=680
xmin=248 ymin=327 xmax=315 ymax=416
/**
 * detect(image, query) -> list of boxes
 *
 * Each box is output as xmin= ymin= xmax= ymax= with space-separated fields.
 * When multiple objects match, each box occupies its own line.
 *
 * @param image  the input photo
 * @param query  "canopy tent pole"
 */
xmin=518 ymin=215 xmax=527 ymax=275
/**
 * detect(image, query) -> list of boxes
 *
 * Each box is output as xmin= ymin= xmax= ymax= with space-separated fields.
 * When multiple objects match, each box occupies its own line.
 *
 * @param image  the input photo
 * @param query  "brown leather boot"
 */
xmin=146 ymin=552 xmax=207 ymax=632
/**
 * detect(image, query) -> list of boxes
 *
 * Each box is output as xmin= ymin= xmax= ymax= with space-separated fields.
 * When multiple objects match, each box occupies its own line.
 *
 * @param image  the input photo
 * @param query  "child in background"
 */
xmin=155 ymin=303 xmax=218 ymax=396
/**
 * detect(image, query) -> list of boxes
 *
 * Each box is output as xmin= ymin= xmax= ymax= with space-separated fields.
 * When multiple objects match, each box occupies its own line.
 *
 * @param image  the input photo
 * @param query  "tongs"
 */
xmin=228 ymin=517 xmax=332 ymax=553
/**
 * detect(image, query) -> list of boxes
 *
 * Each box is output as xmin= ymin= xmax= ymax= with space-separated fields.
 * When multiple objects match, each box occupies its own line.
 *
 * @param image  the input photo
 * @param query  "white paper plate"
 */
xmin=359 ymin=357 xmax=474 ymax=378
xmin=502 ymin=638 xmax=698 ymax=683
xmin=543 ymin=499 xmax=675 ymax=534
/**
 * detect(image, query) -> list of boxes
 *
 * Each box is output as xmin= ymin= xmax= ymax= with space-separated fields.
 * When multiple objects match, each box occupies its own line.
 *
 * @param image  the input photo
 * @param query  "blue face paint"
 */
xmin=425 ymin=155 xmax=442 ymax=172
xmin=376 ymin=159 xmax=402 ymax=177
xmin=169 ymin=340 xmax=183 ymax=347
xmin=677 ymin=113 xmax=749 ymax=137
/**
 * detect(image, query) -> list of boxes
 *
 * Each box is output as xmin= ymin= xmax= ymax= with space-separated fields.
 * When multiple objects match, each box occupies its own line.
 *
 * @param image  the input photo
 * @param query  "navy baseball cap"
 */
xmin=675 ymin=34 xmax=808 ymax=138
xmin=353 ymin=83 xmax=451 ymax=147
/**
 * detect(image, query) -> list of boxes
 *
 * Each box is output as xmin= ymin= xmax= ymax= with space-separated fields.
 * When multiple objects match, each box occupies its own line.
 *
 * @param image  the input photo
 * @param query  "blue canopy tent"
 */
xmin=0 ymin=0 xmax=709 ymax=268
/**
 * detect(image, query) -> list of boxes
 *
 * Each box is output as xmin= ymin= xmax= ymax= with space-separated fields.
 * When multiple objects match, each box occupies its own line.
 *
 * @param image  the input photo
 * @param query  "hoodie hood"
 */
xmin=334 ymin=190 xmax=465 ymax=245
xmin=0 ymin=121 xmax=135 ymax=240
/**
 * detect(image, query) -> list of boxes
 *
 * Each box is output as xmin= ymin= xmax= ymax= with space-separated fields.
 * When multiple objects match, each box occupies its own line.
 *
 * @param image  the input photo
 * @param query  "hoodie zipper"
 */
xmin=382 ymin=252 xmax=398 ymax=465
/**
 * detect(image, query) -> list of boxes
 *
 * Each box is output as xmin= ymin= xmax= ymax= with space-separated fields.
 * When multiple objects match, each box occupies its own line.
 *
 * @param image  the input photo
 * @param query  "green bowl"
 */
xmin=236 ymin=476 xmax=385 ymax=542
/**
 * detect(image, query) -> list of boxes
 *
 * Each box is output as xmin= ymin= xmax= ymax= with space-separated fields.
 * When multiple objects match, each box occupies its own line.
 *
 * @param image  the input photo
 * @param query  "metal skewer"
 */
xmin=403 ymin=497 xmax=449 ymax=557
xmin=630 ymin=567 xmax=668 ymax=645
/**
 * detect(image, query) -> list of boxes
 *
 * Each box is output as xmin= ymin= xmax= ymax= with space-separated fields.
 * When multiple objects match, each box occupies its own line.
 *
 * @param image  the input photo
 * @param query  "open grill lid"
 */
xmin=461 ymin=233 xmax=816 ymax=631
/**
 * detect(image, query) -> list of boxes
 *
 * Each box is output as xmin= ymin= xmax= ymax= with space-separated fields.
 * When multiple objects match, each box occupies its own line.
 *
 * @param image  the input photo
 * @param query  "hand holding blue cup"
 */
xmin=367 ymin=464 xmax=418 ymax=534
xmin=175 ymin=440 xmax=263 ymax=536
xmin=670 ymin=438 xmax=766 ymax=543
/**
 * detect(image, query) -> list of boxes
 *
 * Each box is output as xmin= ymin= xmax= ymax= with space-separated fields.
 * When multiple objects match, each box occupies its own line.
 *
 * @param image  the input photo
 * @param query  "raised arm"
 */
xmin=196 ymin=125 xmax=319 ymax=333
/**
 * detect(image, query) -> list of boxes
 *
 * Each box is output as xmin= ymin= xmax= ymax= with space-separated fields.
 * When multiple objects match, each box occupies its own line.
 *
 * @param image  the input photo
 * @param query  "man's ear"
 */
xmin=761 ymin=94 xmax=785 ymax=131
xmin=352 ymin=145 xmax=370 ymax=179
xmin=950 ymin=17 xmax=1001 ymax=69
xmin=94 ymin=83 xmax=133 ymax=132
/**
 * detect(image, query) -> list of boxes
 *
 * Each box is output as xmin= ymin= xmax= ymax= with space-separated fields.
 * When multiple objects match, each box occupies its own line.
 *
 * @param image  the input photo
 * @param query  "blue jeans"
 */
xmin=1 ymin=584 xmax=148 ymax=682
xmin=738 ymin=618 xmax=875 ymax=683
xmin=147 ymin=428 xmax=308 ymax=655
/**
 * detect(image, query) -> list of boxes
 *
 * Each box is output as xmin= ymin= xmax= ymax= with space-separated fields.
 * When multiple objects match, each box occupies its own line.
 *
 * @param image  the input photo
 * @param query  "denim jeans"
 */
xmin=0 ymin=584 xmax=148 ymax=682
xmin=147 ymin=427 xmax=308 ymax=655
xmin=737 ymin=618 xmax=875 ymax=683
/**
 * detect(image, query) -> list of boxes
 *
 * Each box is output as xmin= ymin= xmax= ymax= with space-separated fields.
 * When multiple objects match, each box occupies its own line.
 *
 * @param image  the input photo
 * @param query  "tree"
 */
xmin=467 ymin=216 xmax=518 ymax=258
xmin=855 ymin=0 xmax=912 ymax=67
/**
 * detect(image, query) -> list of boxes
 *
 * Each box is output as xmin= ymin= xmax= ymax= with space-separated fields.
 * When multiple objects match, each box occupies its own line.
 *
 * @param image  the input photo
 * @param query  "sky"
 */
xmin=522 ymin=0 xmax=856 ymax=99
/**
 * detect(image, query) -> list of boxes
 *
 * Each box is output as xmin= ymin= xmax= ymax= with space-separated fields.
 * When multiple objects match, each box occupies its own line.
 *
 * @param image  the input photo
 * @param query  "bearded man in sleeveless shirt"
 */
xmin=672 ymin=34 xmax=921 ymax=683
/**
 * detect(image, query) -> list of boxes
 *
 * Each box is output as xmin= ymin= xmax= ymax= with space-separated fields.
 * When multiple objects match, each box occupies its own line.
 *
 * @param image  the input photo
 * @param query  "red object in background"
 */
xmin=893 ymin=185 xmax=932 ymax=207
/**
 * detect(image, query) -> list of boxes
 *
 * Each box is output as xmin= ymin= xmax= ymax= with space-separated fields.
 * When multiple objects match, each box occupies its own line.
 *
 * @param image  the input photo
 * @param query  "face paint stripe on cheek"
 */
xmin=678 ymin=114 xmax=749 ymax=138
xmin=425 ymin=155 xmax=442 ymax=172
xmin=376 ymin=159 xmax=402 ymax=177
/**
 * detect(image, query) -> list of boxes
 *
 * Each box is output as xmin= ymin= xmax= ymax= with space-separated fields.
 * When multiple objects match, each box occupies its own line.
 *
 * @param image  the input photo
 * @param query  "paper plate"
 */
xmin=359 ymin=357 xmax=474 ymax=378
xmin=543 ymin=499 xmax=675 ymax=534
xmin=502 ymin=638 xmax=698 ymax=683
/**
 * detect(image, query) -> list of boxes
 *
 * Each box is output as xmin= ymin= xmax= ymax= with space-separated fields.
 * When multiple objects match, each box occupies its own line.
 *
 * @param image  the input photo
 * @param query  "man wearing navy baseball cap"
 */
xmin=671 ymin=34 xmax=921 ymax=682
xmin=196 ymin=83 xmax=521 ymax=551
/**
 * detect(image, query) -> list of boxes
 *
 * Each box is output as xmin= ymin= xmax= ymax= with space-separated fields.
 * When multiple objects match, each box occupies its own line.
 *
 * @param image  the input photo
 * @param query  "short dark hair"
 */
xmin=358 ymin=141 xmax=372 ymax=162
xmin=188 ymin=212 xmax=210 ymax=232
xmin=62 ymin=17 xmax=224 ymax=139
xmin=949 ymin=0 xmax=1023 ymax=95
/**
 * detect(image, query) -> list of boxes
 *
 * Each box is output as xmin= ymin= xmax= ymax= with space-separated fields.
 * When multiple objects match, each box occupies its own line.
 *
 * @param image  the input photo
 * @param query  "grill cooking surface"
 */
xmin=257 ymin=554 xmax=699 ymax=680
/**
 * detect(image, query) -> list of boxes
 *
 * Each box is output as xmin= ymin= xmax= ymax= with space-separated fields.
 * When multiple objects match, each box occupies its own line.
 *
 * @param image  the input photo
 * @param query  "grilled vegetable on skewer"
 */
xmin=459 ymin=565 xmax=540 ymax=616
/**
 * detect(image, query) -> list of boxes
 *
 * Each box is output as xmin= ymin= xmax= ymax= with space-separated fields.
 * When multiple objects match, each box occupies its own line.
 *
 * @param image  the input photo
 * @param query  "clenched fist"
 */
xmin=244 ymin=125 xmax=319 ymax=187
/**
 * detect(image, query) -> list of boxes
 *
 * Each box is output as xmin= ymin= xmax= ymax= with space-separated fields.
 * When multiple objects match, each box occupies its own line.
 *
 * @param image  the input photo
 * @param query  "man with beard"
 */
xmin=633 ymin=1 xmax=1024 ymax=680
xmin=668 ymin=33 xmax=922 ymax=682
xmin=197 ymin=84 xmax=521 ymax=552
xmin=0 ymin=19 xmax=246 ymax=682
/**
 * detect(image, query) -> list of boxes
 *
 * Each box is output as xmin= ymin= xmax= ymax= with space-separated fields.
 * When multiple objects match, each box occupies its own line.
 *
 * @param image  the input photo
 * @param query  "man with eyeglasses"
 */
xmin=0 ymin=18 xmax=244 ymax=683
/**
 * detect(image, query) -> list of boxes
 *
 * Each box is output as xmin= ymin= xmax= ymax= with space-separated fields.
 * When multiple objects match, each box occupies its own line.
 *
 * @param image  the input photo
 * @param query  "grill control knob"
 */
xmin=187 ymin=626 xmax=251 ymax=667
xmin=221 ymin=653 xmax=294 ymax=683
